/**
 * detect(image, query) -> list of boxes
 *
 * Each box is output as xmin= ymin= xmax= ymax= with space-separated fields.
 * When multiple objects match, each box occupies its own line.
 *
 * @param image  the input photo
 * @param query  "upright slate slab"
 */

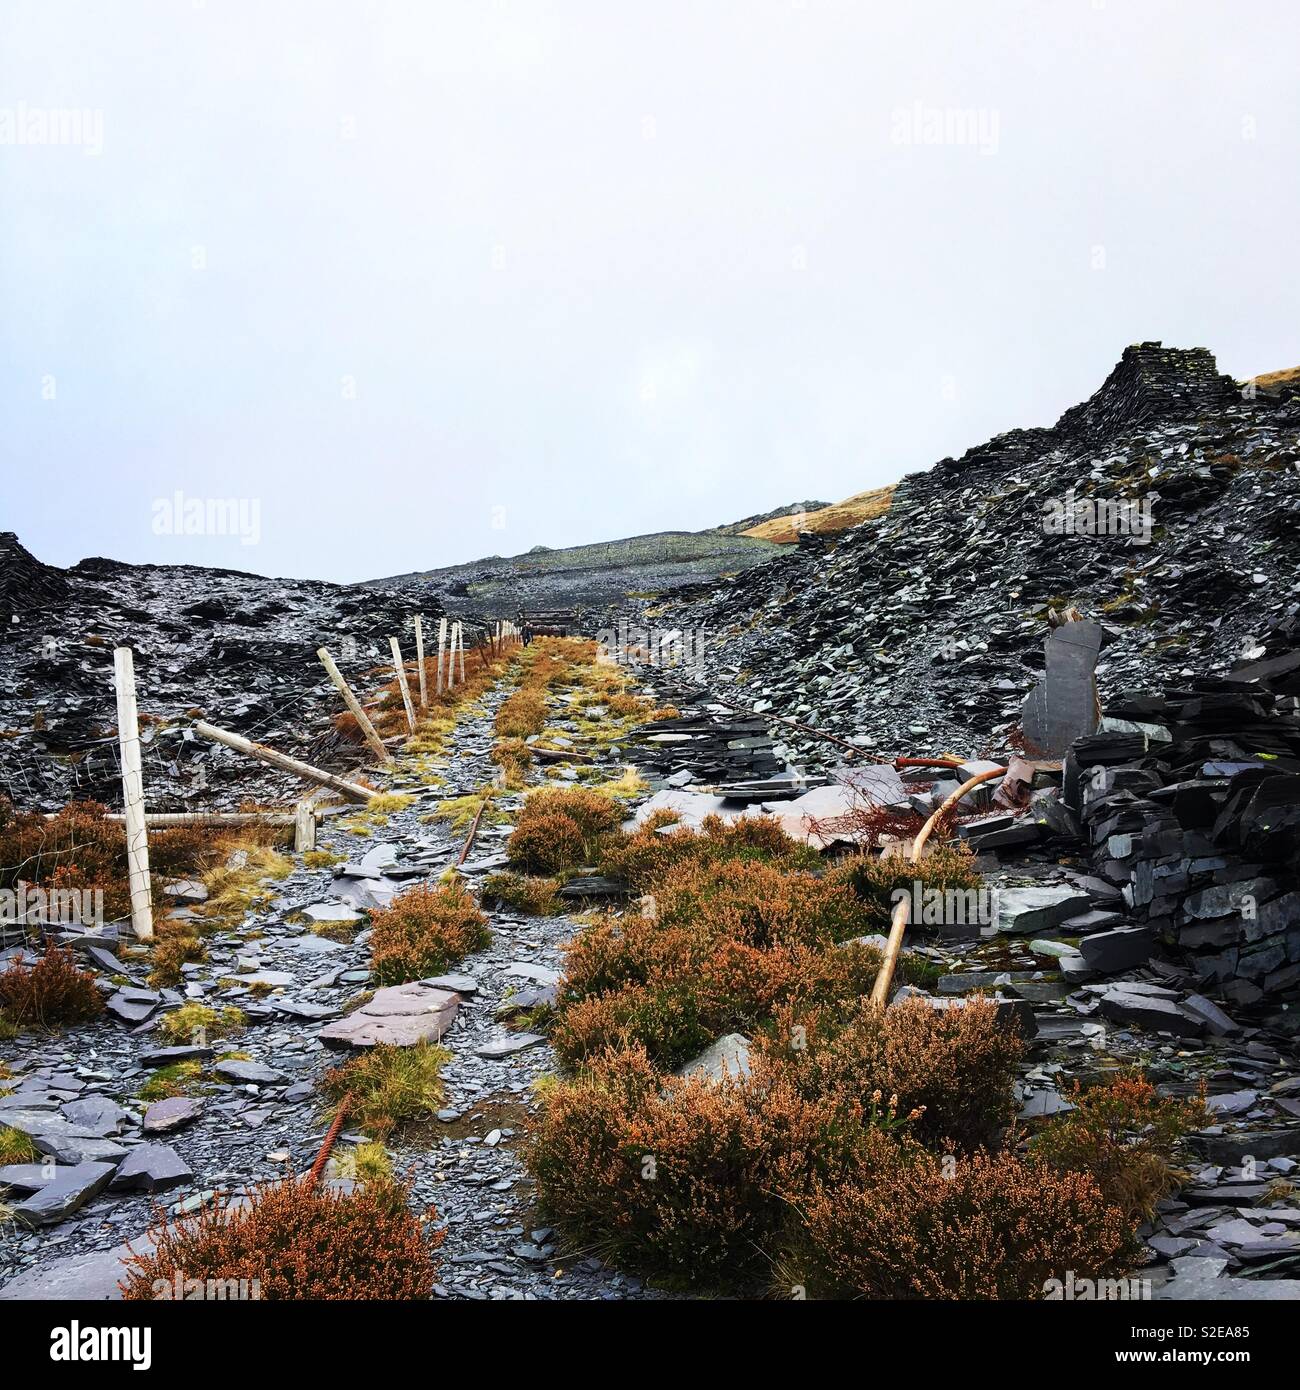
xmin=1022 ymin=620 xmax=1103 ymax=756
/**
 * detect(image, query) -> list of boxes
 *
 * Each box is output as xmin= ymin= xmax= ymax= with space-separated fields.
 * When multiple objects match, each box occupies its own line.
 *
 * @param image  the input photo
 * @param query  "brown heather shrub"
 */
xmin=481 ymin=871 xmax=563 ymax=916
xmin=369 ymin=882 xmax=491 ymax=986
xmin=0 ymin=945 xmax=104 ymax=1028
xmin=519 ymin=786 xmax=624 ymax=838
xmin=119 ymin=1177 xmax=442 ymax=1300
xmin=148 ymin=918 xmax=207 ymax=988
xmin=494 ymin=688 xmax=548 ymax=738
xmin=770 ymin=996 xmax=1023 ymax=1153
xmin=799 ymin=1147 xmax=1133 ymax=1300
xmin=506 ymin=812 xmax=589 ymax=875
xmin=525 ymin=1043 xmax=875 ymax=1281
xmin=1028 ymin=1070 xmax=1208 ymax=1222
xmin=598 ymin=813 xmax=821 ymax=891
xmin=605 ymin=692 xmax=652 ymax=719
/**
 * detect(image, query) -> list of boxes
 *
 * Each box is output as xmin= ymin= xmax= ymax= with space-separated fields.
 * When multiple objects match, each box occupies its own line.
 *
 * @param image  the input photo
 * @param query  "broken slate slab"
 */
xmin=1078 ymin=925 xmax=1155 ymax=973
xmin=62 ymin=1096 xmax=130 ymax=1136
xmin=105 ymin=987 xmax=162 ymax=1024
xmin=475 ymin=1033 xmax=546 ymax=1058
xmin=12 ymin=1161 xmax=117 ymax=1229
xmin=143 ymin=1096 xmax=204 ymax=1134
xmin=423 ymin=973 xmax=479 ymax=995
xmin=214 ymin=1059 xmax=286 ymax=1086
xmin=994 ymin=886 xmax=1091 ymax=935
xmin=319 ymin=980 xmax=460 ymax=1049
xmin=109 ymin=1143 xmax=193 ymax=1194
xmin=0 ymin=1237 xmax=155 ymax=1300
xmin=139 ymin=1045 xmax=214 ymax=1068
xmin=1098 ymin=989 xmax=1202 ymax=1038
xmin=674 ymin=1033 xmax=752 ymax=1085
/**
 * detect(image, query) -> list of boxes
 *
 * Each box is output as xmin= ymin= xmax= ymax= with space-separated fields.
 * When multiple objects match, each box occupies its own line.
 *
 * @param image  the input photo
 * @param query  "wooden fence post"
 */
xmin=318 ymin=647 xmax=390 ymax=764
xmin=389 ymin=636 xmax=417 ymax=733
xmin=191 ymin=721 xmax=379 ymax=802
xmin=458 ymin=623 xmax=467 ymax=683
xmin=113 ymin=647 xmax=154 ymax=942
xmin=414 ymin=615 xmax=427 ymax=709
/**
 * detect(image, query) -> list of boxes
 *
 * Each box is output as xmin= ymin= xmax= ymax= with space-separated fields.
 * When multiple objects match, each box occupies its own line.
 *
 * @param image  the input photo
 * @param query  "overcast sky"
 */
xmin=2 ymin=1 xmax=1297 ymax=583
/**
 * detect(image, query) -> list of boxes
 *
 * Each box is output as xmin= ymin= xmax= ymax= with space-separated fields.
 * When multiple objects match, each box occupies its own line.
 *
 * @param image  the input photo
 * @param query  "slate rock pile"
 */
xmin=0 ymin=536 xmax=458 ymax=811
xmin=654 ymin=343 xmax=1300 ymax=767
xmin=1062 ymin=625 xmax=1300 ymax=1005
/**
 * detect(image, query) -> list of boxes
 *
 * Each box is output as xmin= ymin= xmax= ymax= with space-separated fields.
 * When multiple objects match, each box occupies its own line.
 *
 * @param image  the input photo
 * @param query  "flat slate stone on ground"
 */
xmin=142 ymin=1096 xmax=204 ymax=1134
xmin=675 ymin=1033 xmax=752 ymax=1085
xmin=994 ymin=886 xmax=1092 ymax=934
xmin=319 ymin=980 xmax=460 ymax=1048
xmin=12 ymin=1161 xmax=117 ymax=1228
xmin=109 ymin=1143 xmax=193 ymax=1193
xmin=214 ymin=1059 xmax=286 ymax=1085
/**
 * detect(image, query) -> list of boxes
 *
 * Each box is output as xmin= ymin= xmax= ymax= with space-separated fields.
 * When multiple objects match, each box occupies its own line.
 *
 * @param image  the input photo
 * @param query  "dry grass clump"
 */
xmin=490 ymin=736 xmax=534 ymax=788
xmin=137 ymin=1061 xmax=205 ymax=1102
xmin=157 ymin=1001 xmax=246 ymax=1045
xmin=0 ymin=1126 xmax=39 ymax=1165
xmin=494 ymin=688 xmax=548 ymax=739
xmin=0 ymin=945 xmax=104 ymax=1029
xmin=320 ymin=1041 xmax=451 ymax=1139
xmin=798 ymin=1147 xmax=1132 ymax=1299
xmin=482 ymin=872 xmax=564 ymax=916
xmin=119 ymin=1177 xmax=442 ymax=1301
xmin=148 ymin=919 xmax=208 ymax=988
xmin=368 ymin=882 xmax=491 ymax=986
xmin=1028 ymin=1071 xmax=1208 ymax=1222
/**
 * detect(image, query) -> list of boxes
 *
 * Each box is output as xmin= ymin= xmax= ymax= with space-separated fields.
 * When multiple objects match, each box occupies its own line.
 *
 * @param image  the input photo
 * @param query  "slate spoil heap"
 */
xmin=0 ymin=535 xmax=460 ymax=811
xmin=655 ymin=343 xmax=1300 ymax=767
xmin=1062 ymin=618 xmax=1300 ymax=1009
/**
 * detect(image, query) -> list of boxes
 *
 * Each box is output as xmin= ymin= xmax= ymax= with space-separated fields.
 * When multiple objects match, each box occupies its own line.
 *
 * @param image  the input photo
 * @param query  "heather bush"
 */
xmin=119 ymin=1177 xmax=441 ymax=1300
xmin=369 ymin=882 xmax=491 ymax=986
xmin=494 ymin=688 xmax=548 ymax=738
xmin=828 ymin=842 xmax=983 ymax=932
xmin=506 ymin=812 xmax=590 ymax=875
xmin=770 ymin=996 xmax=1022 ymax=1153
xmin=799 ymin=1146 xmax=1132 ymax=1299
xmin=526 ymin=1043 xmax=876 ymax=1281
xmin=1029 ymin=1071 xmax=1208 ymax=1221
xmin=519 ymin=786 xmax=624 ymax=837
xmin=0 ymin=945 xmax=104 ymax=1029
xmin=598 ymin=813 xmax=820 ymax=891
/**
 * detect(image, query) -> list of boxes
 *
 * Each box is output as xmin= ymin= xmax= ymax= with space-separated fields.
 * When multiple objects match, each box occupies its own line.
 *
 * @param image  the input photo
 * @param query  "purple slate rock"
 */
xmin=142 ymin=1096 xmax=204 ymax=1134
xmin=318 ymin=981 xmax=460 ymax=1049
xmin=109 ymin=1143 xmax=194 ymax=1194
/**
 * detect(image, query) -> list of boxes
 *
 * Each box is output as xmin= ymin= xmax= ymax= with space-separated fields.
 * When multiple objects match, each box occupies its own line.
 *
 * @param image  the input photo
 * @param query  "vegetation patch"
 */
xmin=321 ymin=1041 xmax=451 ymax=1139
xmin=0 ymin=945 xmax=104 ymax=1030
xmin=157 ymin=1001 xmax=245 ymax=1046
xmin=0 ymin=1125 xmax=39 ymax=1165
xmin=368 ymin=882 xmax=491 ymax=986
xmin=119 ymin=1177 xmax=441 ymax=1300
xmin=481 ymin=871 xmax=564 ymax=916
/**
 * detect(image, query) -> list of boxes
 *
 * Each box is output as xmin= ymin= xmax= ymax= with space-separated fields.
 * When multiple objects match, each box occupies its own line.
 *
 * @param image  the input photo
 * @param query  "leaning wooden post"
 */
xmin=414 ymin=615 xmax=428 ymax=709
xmin=436 ymin=617 xmax=448 ymax=695
xmin=191 ymin=721 xmax=379 ymax=802
xmin=457 ymin=623 xmax=467 ymax=683
xmin=388 ymin=636 xmax=417 ymax=733
xmin=317 ymin=647 xmax=390 ymax=764
xmin=113 ymin=647 xmax=154 ymax=942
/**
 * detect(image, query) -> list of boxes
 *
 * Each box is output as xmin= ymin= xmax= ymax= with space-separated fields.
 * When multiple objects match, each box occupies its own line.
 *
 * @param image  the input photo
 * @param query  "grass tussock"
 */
xmin=368 ymin=882 xmax=491 ymax=986
xmin=157 ymin=1001 xmax=245 ymax=1046
xmin=137 ymin=1061 xmax=206 ymax=1102
xmin=0 ymin=1125 xmax=39 ymax=1165
xmin=119 ymin=1177 xmax=442 ymax=1301
xmin=321 ymin=1041 xmax=451 ymax=1139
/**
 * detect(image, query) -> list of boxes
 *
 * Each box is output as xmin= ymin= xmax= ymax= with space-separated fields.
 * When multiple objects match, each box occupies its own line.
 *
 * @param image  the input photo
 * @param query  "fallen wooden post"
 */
xmin=388 ymin=636 xmax=417 ymax=733
xmin=318 ymin=647 xmax=390 ymax=764
xmin=113 ymin=647 xmax=154 ymax=941
xmin=414 ymin=615 xmax=428 ymax=709
xmin=192 ymin=721 xmax=379 ymax=803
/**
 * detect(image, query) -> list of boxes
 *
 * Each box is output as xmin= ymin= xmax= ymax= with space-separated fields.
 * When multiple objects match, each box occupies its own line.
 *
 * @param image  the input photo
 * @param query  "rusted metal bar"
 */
xmin=868 ymin=764 xmax=1008 ymax=1008
xmin=307 ymin=1094 xmax=352 ymax=1190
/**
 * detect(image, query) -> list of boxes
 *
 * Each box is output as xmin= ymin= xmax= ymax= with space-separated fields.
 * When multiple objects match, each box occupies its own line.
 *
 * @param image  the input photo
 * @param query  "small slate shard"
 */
xmin=109 ymin=1143 xmax=193 ymax=1194
xmin=139 ymin=1045 xmax=214 ymax=1068
xmin=994 ymin=886 xmax=1092 ymax=935
xmin=476 ymin=1033 xmax=546 ymax=1058
xmin=214 ymin=1059 xmax=286 ymax=1086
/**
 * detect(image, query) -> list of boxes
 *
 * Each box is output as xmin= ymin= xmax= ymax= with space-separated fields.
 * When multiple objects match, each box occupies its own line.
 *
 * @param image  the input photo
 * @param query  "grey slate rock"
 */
xmin=12 ymin=1161 xmax=117 ymax=1228
xmin=109 ymin=1143 xmax=193 ymax=1193
xmin=214 ymin=1059 xmax=286 ymax=1085
xmin=142 ymin=1096 xmax=204 ymax=1134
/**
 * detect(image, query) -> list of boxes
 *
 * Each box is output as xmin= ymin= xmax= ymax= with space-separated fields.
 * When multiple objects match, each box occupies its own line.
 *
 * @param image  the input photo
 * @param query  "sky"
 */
xmin=1 ymin=0 xmax=1297 ymax=584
